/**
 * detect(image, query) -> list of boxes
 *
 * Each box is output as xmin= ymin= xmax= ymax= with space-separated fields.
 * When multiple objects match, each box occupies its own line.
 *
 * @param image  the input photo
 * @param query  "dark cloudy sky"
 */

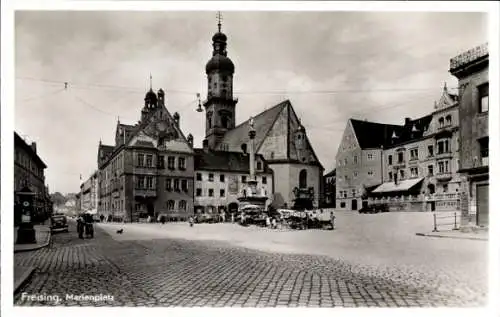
xmin=15 ymin=11 xmax=487 ymax=194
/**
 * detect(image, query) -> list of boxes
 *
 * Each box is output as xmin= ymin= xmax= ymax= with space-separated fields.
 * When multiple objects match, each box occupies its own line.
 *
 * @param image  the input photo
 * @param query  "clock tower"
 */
xmin=203 ymin=12 xmax=238 ymax=150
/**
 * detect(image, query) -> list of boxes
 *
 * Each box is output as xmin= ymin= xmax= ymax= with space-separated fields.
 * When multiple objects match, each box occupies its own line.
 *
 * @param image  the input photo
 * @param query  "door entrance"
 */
xmin=147 ymin=203 xmax=155 ymax=218
xmin=476 ymin=184 xmax=489 ymax=226
xmin=351 ymin=199 xmax=358 ymax=211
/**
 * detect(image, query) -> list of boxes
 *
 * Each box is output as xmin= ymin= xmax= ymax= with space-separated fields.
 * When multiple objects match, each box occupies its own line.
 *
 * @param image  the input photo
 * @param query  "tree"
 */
xmin=50 ymin=192 xmax=66 ymax=206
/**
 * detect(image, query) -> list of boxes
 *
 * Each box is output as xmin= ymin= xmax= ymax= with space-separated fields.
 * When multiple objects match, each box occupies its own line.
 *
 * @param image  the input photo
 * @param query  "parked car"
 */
xmin=50 ymin=214 xmax=69 ymax=233
xmin=359 ymin=203 xmax=390 ymax=214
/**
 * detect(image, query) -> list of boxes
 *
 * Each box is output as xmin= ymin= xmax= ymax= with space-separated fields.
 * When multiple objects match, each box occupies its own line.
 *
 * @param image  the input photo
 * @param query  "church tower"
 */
xmin=203 ymin=12 xmax=238 ymax=150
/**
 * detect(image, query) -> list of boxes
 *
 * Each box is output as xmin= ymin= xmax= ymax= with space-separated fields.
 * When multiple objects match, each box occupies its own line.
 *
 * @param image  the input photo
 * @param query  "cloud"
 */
xmin=14 ymin=11 xmax=487 ymax=193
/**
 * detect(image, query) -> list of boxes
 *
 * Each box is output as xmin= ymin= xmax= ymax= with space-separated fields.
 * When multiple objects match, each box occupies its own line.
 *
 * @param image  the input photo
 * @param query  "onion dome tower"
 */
xmin=203 ymin=12 xmax=238 ymax=150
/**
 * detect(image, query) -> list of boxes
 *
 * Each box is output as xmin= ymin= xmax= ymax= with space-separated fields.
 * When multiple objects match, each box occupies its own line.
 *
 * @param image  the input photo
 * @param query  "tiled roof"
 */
xmin=350 ymin=114 xmax=433 ymax=150
xmin=350 ymin=119 xmax=403 ymax=149
xmin=134 ymin=140 xmax=156 ymax=148
xmin=194 ymin=149 xmax=272 ymax=173
xmin=218 ymin=100 xmax=289 ymax=152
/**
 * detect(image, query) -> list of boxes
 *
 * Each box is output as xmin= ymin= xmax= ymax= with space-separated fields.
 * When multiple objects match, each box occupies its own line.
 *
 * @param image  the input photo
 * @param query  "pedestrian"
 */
xmin=221 ymin=212 xmax=226 ymax=223
xmin=231 ymin=213 xmax=234 ymax=223
xmin=100 ymin=214 xmax=104 ymax=223
xmin=330 ymin=211 xmax=335 ymax=229
xmin=160 ymin=215 xmax=166 ymax=225
xmin=271 ymin=217 xmax=277 ymax=229
xmin=266 ymin=215 xmax=271 ymax=228
xmin=76 ymin=214 xmax=84 ymax=239
xmin=189 ymin=216 xmax=194 ymax=227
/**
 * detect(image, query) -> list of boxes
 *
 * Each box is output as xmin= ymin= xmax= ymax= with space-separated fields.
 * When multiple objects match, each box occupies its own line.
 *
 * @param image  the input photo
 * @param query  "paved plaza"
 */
xmin=14 ymin=211 xmax=488 ymax=307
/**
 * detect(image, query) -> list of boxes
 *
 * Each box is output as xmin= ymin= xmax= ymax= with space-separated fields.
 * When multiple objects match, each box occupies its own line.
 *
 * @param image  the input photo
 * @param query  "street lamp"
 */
xmin=16 ymin=186 xmax=37 ymax=244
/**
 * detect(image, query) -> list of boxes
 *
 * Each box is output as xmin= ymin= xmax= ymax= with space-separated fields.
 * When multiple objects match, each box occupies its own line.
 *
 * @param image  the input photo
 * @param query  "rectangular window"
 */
xmin=196 ymin=173 xmax=202 ymax=181
xmin=137 ymin=176 xmax=145 ymax=189
xmin=208 ymin=173 xmax=214 ymax=182
xmin=443 ymin=184 xmax=448 ymax=193
xmin=353 ymin=172 xmax=358 ymax=178
xmin=351 ymin=189 xmax=356 ymax=197
xmin=220 ymin=189 xmax=225 ymax=197
xmin=208 ymin=189 xmax=214 ymax=197
xmin=167 ymin=157 xmax=175 ymax=169
xmin=146 ymin=176 xmax=154 ymax=189
xmin=354 ymin=156 xmax=358 ymax=164
xmin=410 ymin=148 xmax=418 ymax=160
xmin=367 ymin=153 xmax=374 ymax=160
xmin=479 ymin=137 xmax=489 ymax=166
xmin=398 ymin=152 xmax=404 ymax=163
xmin=137 ymin=154 xmax=145 ymax=167
xmin=220 ymin=174 xmax=225 ymax=182
xmin=178 ymin=157 xmax=186 ymax=170
xmin=428 ymin=145 xmax=434 ymax=157
xmin=242 ymin=176 xmax=247 ymax=183
xmin=165 ymin=179 xmax=172 ymax=191
xmin=181 ymin=179 xmax=188 ymax=192
xmin=428 ymin=165 xmax=433 ymax=176
xmin=196 ymin=188 xmax=202 ymax=196
xmin=262 ymin=176 xmax=267 ymax=184
xmin=343 ymin=191 xmax=347 ymax=198
xmin=410 ymin=167 xmax=418 ymax=178
xmin=399 ymin=169 xmax=405 ymax=179
xmin=174 ymin=179 xmax=180 ymax=191
xmin=146 ymin=154 xmax=153 ymax=167
xmin=157 ymin=155 xmax=165 ymax=169
xmin=388 ymin=155 xmax=392 ymax=165
xmin=478 ymin=83 xmax=489 ymax=113
xmin=367 ymin=171 xmax=373 ymax=176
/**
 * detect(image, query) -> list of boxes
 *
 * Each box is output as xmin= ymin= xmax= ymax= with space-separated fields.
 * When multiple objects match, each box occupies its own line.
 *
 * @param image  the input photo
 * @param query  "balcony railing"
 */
xmin=436 ymin=151 xmax=453 ymax=159
xmin=435 ymin=172 xmax=452 ymax=181
xmin=134 ymin=188 xmax=157 ymax=198
xmin=432 ymin=193 xmax=459 ymax=201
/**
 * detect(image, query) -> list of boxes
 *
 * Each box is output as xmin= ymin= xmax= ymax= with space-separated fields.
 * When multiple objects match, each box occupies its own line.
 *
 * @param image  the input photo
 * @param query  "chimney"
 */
xmin=405 ymin=117 xmax=411 ymax=126
xmin=173 ymin=112 xmax=180 ymax=127
xmin=31 ymin=142 xmax=37 ymax=154
xmin=202 ymin=139 xmax=209 ymax=152
xmin=187 ymin=134 xmax=193 ymax=147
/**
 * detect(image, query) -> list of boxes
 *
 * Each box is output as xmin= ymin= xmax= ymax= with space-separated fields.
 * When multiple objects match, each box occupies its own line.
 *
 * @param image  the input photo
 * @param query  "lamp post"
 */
xmin=16 ymin=186 xmax=37 ymax=244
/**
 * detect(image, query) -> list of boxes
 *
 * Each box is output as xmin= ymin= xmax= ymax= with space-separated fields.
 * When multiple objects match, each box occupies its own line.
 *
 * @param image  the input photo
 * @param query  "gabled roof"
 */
xmin=434 ymin=84 xmax=459 ymax=111
xmin=218 ymin=100 xmax=289 ymax=152
xmin=194 ymin=149 xmax=272 ymax=174
xmin=324 ymin=169 xmax=336 ymax=177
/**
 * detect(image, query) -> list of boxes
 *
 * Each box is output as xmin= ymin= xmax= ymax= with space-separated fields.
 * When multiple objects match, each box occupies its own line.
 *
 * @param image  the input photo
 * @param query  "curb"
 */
xmin=14 ymin=266 xmax=35 ymax=294
xmin=415 ymin=232 xmax=488 ymax=241
xmin=14 ymin=230 xmax=52 ymax=253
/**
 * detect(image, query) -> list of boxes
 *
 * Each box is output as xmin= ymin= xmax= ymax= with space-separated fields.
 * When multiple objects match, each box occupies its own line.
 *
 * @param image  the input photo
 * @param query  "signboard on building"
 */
xmin=228 ymin=175 xmax=239 ymax=194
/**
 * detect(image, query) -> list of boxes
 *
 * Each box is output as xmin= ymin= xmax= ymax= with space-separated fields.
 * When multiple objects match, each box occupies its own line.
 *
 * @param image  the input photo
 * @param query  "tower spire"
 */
xmin=149 ymin=73 xmax=153 ymax=90
xmin=216 ymin=11 xmax=222 ymax=32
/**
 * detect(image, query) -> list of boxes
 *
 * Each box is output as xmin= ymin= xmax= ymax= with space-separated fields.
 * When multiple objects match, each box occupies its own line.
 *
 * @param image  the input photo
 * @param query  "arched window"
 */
xmin=207 ymin=111 xmax=213 ymax=129
xmin=179 ymin=200 xmax=187 ymax=211
xmin=299 ymin=169 xmax=307 ymax=188
xmin=445 ymin=115 xmax=452 ymax=125
xmin=167 ymin=200 xmax=175 ymax=210
xmin=438 ymin=117 xmax=444 ymax=128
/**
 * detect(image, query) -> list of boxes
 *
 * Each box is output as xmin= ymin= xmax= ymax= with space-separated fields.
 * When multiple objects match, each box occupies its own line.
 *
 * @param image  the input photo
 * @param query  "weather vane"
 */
xmin=216 ymin=11 xmax=222 ymax=32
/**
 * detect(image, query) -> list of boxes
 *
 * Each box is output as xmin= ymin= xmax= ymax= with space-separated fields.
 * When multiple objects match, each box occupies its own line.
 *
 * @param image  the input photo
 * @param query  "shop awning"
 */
xmin=371 ymin=178 xmax=424 ymax=194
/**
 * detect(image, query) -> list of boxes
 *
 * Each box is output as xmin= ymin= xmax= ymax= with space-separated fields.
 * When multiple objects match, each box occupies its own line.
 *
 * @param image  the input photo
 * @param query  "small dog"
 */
xmin=116 ymin=229 xmax=123 ymax=234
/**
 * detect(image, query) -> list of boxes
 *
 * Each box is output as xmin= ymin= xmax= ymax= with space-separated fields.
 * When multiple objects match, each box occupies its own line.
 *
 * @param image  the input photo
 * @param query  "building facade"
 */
xmin=322 ymin=169 xmax=336 ymax=208
xmin=449 ymin=43 xmax=489 ymax=228
xmin=194 ymin=146 xmax=273 ymax=214
xmin=79 ymin=171 xmax=99 ymax=212
xmin=336 ymin=85 xmax=462 ymax=212
xmin=202 ymin=23 xmax=324 ymax=209
xmin=97 ymin=88 xmax=195 ymax=222
xmin=14 ymin=132 xmax=52 ymax=224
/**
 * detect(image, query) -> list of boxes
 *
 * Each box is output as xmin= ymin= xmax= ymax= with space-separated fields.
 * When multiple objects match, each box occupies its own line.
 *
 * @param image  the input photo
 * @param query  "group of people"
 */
xmin=76 ymin=213 xmax=94 ymax=239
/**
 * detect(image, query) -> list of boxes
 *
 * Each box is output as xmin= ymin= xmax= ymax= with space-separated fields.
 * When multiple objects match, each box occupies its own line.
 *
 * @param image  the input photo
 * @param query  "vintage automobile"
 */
xmin=50 ymin=214 xmax=69 ymax=233
xmin=359 ymin=203 xmax=390 ymax=214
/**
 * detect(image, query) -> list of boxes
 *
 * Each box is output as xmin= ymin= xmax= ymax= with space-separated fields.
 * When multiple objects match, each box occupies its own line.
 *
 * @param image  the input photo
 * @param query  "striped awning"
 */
xmin=372 ymin=178 xmax=424 ymax=194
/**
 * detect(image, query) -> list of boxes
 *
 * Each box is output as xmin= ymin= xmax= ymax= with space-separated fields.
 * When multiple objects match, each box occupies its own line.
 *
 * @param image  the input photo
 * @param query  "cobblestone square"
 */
xmin=14 ymin=212 xmax=488 ymax=307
